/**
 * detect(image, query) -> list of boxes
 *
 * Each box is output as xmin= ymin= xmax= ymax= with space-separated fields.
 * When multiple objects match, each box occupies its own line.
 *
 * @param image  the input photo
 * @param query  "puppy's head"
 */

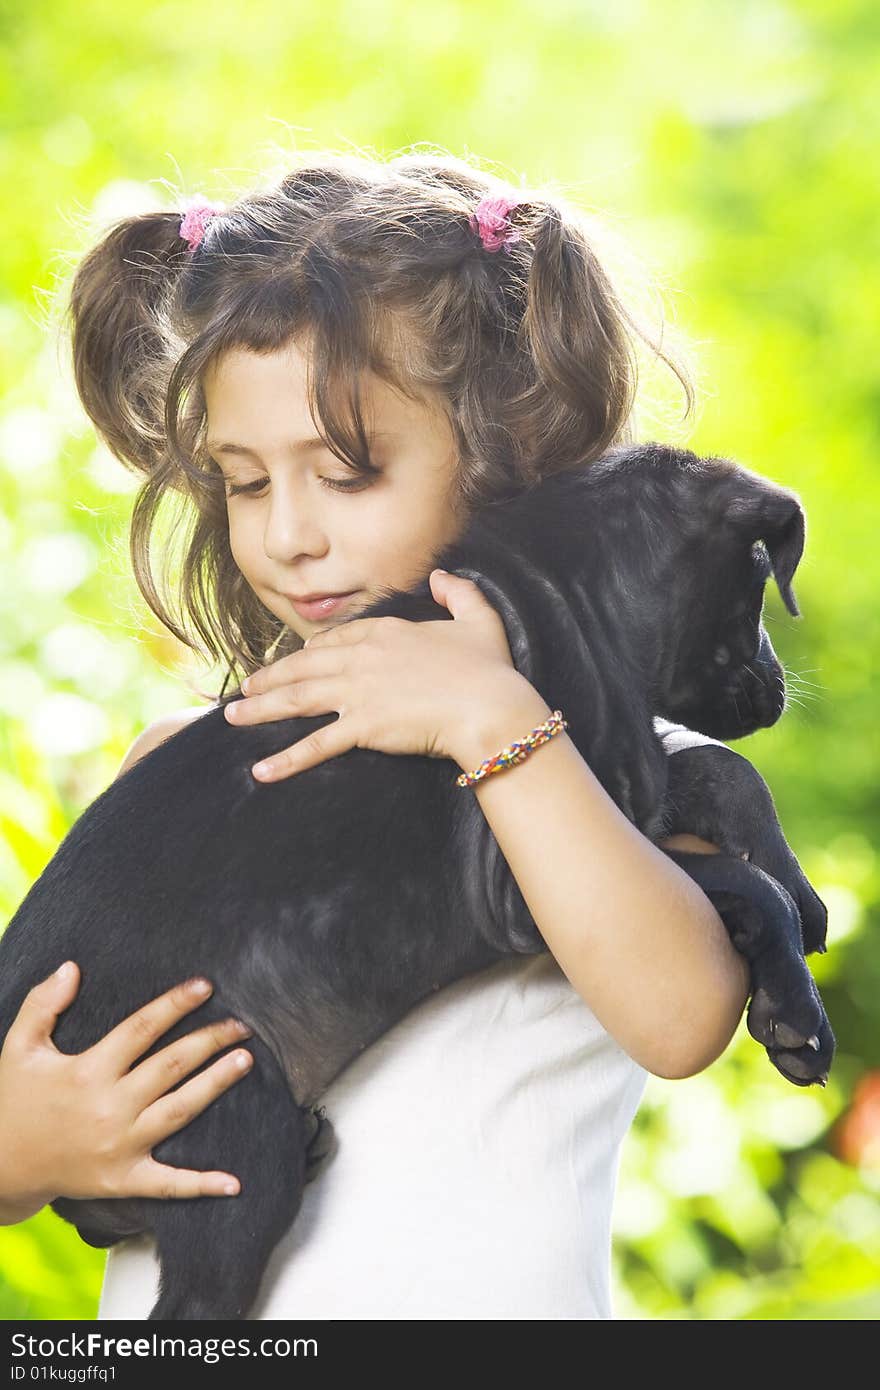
xmin=651 ymin=448 xmax=805 ymax=740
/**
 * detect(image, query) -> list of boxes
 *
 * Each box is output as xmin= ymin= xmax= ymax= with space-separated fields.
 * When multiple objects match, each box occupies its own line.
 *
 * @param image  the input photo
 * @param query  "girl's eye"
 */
xmin=225 ymin=478 xmax=268 ymax=497
xmin=324 ymin=475 xmax=375 ymax=493
xmin=224 ymin=475 xmax=373 ymax=499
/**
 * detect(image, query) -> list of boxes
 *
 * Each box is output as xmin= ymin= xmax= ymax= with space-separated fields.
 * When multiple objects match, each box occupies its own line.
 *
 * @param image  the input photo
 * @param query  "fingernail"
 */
xmin=55 ymin=961 xmax=74 ymax=979
xmin=223 ymin=1180 xmax=240 ymax=1195
xmin=191 ymin=978 xmax=212 ymax=995
xmin=232 ymin=1020 xmax=253 ymax=1037
xmin=234 ymin=1050 xmax=253 ymax=1069
xmin=253 ymin=762 xmax=273 ymax=779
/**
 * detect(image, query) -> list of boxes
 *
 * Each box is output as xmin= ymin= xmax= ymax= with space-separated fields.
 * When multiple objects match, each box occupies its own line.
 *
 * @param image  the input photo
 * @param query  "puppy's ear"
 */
xmin=726 ymin=473 xmax=805 ymax=617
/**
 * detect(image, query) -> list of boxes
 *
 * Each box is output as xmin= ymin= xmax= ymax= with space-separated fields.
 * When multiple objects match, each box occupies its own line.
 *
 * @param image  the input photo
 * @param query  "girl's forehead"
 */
xmin=204 ymin=347 xmax=448 ymax=438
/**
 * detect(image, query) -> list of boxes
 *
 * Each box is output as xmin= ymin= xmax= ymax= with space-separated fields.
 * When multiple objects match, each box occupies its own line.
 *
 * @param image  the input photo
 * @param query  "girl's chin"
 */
xmin=258 ymin=596 xmax=305 ymax=638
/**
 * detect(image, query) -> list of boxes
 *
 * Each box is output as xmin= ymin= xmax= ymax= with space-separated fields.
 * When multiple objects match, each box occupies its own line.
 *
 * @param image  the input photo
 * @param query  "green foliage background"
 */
xmin=1 ymin=0 xmax=877 ymax=1320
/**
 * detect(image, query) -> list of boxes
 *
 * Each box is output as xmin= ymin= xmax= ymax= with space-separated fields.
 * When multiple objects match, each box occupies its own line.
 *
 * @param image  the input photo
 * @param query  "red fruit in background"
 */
xmin=833 ymin=1069 xmax=880 ymax=1166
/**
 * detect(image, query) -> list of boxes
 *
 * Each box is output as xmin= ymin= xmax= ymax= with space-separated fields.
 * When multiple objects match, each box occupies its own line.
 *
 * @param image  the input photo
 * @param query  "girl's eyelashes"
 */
xmin=225 ymin=476 xmax=269 ymax=498
xmin=224 ymin=474 xmax=374 ymax=498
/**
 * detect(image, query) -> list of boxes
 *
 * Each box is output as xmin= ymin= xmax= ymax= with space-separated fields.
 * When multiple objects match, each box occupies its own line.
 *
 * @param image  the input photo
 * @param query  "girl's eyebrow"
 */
xmin=207 ymin=438 xmax=329 ymax=458
xmin=206 ymin=431 xmax=397 ymax=459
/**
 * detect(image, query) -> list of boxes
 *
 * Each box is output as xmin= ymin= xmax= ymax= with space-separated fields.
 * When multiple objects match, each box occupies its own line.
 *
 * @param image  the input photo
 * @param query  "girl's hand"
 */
xmin=0 ymin=963 xmax=254 ymax=1223
xmin=228 ymin=568 xmax=523 ymax=781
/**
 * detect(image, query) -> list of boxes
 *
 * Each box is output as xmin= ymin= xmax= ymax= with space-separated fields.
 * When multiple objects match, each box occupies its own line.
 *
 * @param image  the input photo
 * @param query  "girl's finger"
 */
xmin=243 ymin=645 xmax=318 ymax=693
xmin=136 ymin=1046 xmax=254 ymax=1149
xmin=7 ymin=961 xmax=81 ymax=1051
xmin=124 ymin=1017 xmax=253 ymax=1110
xmin=241 ymin=639 xmax=334 ymax=695
xmin=244 ymin=618 xmax=377 ymax=695
xmin=90 ymin=977 xmax=217 ymax=1079
xmin=226 ymin=673 xmax=334 ymax=727
xmin=298 ymin=616 xmax=382 ymax=653
xmin=251 ymin=712 xmax=353 ymax=782
xmin=129 ymin=1156 xmax=243 ymax=1200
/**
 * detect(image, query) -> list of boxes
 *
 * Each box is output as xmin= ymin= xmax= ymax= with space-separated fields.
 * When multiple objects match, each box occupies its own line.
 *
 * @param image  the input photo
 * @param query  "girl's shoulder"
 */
xmin=116 ymin=704 xmax=219 ymax=779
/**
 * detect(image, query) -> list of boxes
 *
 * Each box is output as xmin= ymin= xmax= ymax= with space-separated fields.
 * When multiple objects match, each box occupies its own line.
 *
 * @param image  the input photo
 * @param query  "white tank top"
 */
xmin=98 ymin=952 xmax=647 ymax=1320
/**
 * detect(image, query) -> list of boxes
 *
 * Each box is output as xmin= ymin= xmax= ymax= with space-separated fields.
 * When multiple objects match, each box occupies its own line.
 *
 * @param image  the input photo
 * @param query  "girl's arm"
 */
xmin=450 ymin=674 xmax=750 ymax=1080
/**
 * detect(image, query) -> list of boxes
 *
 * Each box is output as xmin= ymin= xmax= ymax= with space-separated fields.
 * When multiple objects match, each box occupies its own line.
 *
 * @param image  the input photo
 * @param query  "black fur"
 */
xmin=0 ymin=441 xmax=833 ymax=1318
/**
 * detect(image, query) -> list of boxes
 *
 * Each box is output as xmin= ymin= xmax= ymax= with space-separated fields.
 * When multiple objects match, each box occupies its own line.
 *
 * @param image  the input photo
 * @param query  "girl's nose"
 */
xmin=262 ymin=499 xmax=327 ymax=563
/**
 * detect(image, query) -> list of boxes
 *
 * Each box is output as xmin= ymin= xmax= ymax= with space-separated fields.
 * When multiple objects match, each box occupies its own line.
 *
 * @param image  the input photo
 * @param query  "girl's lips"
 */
xmin=287 ymin=591 xmax=360 ymax=621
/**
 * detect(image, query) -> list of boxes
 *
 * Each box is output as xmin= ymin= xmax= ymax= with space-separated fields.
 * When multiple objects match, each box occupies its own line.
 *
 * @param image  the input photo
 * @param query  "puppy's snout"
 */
xmin=726 ymin=636 xmax=786 ymax=728
xmin=663 ymin=624 xmax=788 ymax=739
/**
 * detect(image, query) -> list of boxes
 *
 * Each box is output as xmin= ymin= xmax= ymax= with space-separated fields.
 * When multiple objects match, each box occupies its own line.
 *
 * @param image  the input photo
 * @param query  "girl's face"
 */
xmin=203 ymin=342 xmax=466 ymax=640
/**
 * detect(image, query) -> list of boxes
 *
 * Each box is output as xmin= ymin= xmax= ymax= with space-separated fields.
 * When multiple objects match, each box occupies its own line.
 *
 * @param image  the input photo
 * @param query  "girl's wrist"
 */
xmin=0 ymin=1149 xmax=55 ymax=1225
xmin=0 ymin=1188 xmax=52 ymax=1226
xmin=449 ymin=675 xmax=555 ymax=777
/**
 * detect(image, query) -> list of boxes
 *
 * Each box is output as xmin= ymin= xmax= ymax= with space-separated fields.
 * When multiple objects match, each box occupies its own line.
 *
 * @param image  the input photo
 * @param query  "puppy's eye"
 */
xmin=714 ymin=644 xmax=731 ymax=666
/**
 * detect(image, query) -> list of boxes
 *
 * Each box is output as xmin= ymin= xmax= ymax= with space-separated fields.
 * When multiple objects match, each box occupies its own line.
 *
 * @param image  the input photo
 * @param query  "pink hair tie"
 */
xmin=468 ymin=192 xmax=524 ymax=254
xmin=179 ymin=196 xmax=225 ymax=253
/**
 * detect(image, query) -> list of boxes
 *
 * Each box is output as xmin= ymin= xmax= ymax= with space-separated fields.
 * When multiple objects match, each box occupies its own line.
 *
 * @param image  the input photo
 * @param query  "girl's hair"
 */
xmin=62 ymin=148 xmax=696 ymax=701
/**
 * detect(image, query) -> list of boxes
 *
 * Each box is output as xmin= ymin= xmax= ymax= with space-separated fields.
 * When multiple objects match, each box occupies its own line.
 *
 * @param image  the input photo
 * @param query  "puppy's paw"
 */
xmin=303 ymin=1103 xmax=338 ymax=1182
xmin=766 ymin=1019 xmax=835 ymax=1088
xmin=746 ymin=971 xmax=835 ymax=1087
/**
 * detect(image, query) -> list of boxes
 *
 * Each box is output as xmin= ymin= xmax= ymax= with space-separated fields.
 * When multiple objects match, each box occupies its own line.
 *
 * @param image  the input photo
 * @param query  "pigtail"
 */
xmin=512 ymin=199 xmax=694 ymax=470
xmin=511 ymin=202 xmax=628 ymax=465
xmin=64 ymin=212 xmax=188 ymax=476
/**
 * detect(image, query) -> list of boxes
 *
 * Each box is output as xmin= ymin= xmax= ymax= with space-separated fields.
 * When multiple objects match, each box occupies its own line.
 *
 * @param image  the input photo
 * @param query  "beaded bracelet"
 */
xmin=455 ymin=709 xmax=568 ymax=789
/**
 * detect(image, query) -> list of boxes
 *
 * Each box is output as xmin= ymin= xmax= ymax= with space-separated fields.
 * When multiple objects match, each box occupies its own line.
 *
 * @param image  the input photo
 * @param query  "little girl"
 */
xmin=0 ymin=150 xmax=748 ymax=1319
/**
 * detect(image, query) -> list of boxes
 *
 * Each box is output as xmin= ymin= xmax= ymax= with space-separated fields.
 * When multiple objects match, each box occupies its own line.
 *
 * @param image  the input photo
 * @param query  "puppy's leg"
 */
xmin=663 ymin=848 xmax=835 ymax=1088
xmin=657 ymin=723 xmax=828 ymax=955
xmin=54 ymin=1035 xmax=309 ymax=1318
xmin=657 ymin=727 xmax=834 ymax=1083
xmin=51 ymin=1196 xmax=147 ymax=1249
xmin=144 ymin=1036 xmax=309 ymax=1321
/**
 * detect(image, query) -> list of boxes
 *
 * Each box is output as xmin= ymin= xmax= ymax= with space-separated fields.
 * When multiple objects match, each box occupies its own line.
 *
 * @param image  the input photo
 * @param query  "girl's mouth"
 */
xmin=286 ymin=591 xmax=361 ymax=621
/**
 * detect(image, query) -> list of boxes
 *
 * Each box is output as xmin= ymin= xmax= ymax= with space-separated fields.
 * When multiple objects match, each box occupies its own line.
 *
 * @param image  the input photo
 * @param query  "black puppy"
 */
xmin=0 ymin=441 xmax=833 ymax=1320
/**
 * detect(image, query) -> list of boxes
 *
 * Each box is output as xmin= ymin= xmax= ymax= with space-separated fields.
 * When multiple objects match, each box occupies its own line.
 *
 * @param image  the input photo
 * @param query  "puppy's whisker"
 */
xmin=787 ymin=665 xmax=824 ymax=681
xmin=779 ymin=674 xmax=819 ymax=709
xmin=784 ymin=675 xmax=823 ymax=705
